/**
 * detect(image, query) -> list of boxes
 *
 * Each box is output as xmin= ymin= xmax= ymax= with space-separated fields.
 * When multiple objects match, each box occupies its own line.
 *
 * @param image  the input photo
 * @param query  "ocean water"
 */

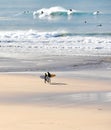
xmin=0 ymin=0 xmax=111 ymax=71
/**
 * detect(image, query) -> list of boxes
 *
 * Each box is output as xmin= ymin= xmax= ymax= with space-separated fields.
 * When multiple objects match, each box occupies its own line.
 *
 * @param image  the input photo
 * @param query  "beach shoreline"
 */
xmin=0 ymin=0 xmax=111 ymax=129
xmin=0 ymin=55 xmax=111 ymax=72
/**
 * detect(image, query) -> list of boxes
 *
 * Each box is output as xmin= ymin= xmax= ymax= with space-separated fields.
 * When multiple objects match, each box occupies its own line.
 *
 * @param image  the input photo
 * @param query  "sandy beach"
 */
xmin=0 ymin=0 xmax=111 ymax=129
xmin=0 ymin=72 xmax=111 ymax=130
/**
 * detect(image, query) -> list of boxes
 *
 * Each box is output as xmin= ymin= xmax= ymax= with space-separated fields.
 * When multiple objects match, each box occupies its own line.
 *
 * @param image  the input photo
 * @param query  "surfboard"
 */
xmin=40 ymin=73 xmax=56 ymax=79
xmin=50 ymin=74 xmax=56 ymax=78
xmin=40 ymin=75 xmax=45 ymax=79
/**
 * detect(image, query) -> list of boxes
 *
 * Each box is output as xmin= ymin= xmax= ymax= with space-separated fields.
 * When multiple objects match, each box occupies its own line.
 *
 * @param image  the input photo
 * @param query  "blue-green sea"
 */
xmin=0 ymin=0 xmax=111 ymax=71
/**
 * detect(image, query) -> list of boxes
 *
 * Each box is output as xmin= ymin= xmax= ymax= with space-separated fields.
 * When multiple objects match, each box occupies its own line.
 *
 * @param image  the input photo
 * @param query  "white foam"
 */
xmin=0 ymin=30 xmax=111 ymax=58
xmin=33 ymin=6 xmax=66 ymax=15
xmin=93 ymin=11 xmax=102 ymax=15
xmin=33 ymin=6 xmax=76 ymax=19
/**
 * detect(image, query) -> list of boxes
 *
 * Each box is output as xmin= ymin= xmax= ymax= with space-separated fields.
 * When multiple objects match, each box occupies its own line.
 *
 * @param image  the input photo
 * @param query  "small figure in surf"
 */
xmin=93 ymin=10 xmax=101 ymax=15
xmin=68 ymin=9 xmax=73 ymax=15
xmin=97 ymin=24 xmax=102 ymax=27
xmin=41 ymin=11 xmax=44 ymax=14
xmin=96 ymin=11 xmax=100 ymax=15
xmin=84 ymin=21 xmax=87 ymax=23
xmin=23 ymin=10 xmax=30 ymax=14
xmin=69 ymin=9 xmax=72 ymax=11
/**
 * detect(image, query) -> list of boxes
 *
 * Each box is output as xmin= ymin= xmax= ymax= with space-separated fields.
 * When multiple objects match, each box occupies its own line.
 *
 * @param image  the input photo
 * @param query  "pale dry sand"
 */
xmin=0 ymin=73 xmax=111 ymax=130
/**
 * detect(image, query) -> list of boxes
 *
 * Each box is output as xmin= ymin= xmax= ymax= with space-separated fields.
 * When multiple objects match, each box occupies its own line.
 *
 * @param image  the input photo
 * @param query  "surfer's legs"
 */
xmin=44 ymin=73 xmax=51 ymax=84
xmin=44 ymin=78 xmax=47 ymax=83
xmin=44 ymin=73 xmax=47 ymax=83
xmin=47 ymin=76 xmax=51 ymax=84
xmin=44 ymin=76 xmax=50 ymax=83
xmin=49 ymin=77 xmax=51 ymax=84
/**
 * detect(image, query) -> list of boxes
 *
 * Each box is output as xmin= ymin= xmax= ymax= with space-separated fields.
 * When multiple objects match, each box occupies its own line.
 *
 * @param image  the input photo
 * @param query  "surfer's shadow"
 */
xmin=50 ymin=82 xmax=67 ymax=85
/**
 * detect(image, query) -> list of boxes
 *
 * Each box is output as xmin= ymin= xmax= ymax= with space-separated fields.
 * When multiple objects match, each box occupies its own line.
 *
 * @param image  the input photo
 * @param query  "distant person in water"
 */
xmin=69 ymin=9 xmax=72 ymax=11
xmin=96 ymin=11 xmax=100 ymax=15
xmin=68 ymin=9 xmax=73 ymax=15
xmin=97 ymin=24 xmax=102 ymax=27
xmin=41 ymin=11 xmax=44 ymax=14
xmin=93 ymin=10 xmax=101 ymax=15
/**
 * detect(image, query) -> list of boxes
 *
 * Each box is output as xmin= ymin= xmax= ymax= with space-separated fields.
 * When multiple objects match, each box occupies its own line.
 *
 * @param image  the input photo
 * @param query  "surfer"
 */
xmin=47 ymin=72 xmax=51 ymax=83
xmin=96 ymin=11 xmax=100 ymax=15
xmin=41 ymin=11 xmax=44 ymax=14
xmin=97 ymin=24 xmax=102 ymax=27
xmin=68 ymin=9 xmax=73 ymax=15
xmin=69 ymin=9 xmax=72 ymax=11
xmin=42 ymin=72 xmax=56 ymax=84
xmin=93 ymin=10 xmax=101 ymax=15
xmin=44 ymin=73 xmax=48 ymax=83
xmin=84 ymin=21 xmax=87 ymax=23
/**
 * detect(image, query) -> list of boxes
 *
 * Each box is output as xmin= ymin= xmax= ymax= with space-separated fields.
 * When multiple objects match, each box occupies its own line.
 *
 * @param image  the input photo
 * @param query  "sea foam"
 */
xmin=0 ymin=30 xmax=111 ymax=57
xmin=33 ymin=6 xmax=105 ymax=20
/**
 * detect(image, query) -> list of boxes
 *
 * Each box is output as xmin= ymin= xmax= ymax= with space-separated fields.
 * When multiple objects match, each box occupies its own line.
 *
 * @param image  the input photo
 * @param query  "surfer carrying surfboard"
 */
xmin=44 ymin=72 xmax=51 ymax=83
xmin=42 ymin=72 xmax=56 ymax=84
xmin=44 ymin=73 xmax=48 ymax=83
xmin=47 ymin=72 xmax=51 ymax=83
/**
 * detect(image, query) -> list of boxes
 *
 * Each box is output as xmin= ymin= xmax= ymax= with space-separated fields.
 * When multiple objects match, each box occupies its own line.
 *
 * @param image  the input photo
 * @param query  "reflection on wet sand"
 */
xmin=0 ymin=91 xmax=111 ymax=106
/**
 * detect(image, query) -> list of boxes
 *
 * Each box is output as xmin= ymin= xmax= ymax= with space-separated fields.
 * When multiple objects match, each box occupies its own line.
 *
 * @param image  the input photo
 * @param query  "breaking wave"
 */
xmin=0 ymin=30 xmax=111 ymax=43
xmin=33 ymin=6 xmax=104 ymax=19
xmin=10 ymin=6 xmax=110 ymax=21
